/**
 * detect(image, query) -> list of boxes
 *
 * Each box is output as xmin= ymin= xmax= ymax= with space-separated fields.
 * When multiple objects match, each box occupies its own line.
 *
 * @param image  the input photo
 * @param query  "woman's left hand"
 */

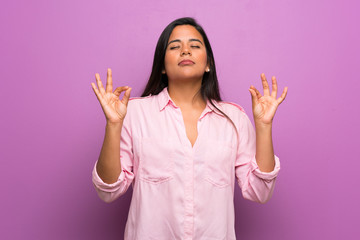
xmin=249 ymin=73 xmax=288 ymax=125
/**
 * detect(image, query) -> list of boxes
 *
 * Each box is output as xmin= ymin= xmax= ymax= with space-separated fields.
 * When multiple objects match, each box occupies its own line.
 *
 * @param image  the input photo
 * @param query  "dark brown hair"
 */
xmin=141 ymin=17 xmax=237 ymax=132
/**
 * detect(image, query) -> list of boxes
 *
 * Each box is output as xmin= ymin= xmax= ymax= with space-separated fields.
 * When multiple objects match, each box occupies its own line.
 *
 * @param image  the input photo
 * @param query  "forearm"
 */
xmin=96 ymin=122 xmax=123 ymax=184
xmin=254 ymin=121 xmax=275 ymax=172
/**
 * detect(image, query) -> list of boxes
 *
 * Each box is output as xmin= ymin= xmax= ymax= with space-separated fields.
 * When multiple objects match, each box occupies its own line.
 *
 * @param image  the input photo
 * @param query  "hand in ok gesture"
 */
xmin=91 ymin=68 xmax=132 ymax=124
xmin=249 ymin=73 xmax=288 ymax=125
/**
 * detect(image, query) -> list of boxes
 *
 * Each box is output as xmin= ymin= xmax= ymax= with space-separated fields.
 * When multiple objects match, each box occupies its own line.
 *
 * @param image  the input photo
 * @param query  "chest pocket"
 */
xmin=139 ymin=138 xmax=175 ymax=184
xmin=204 ymin=140 xmax=235 ymax=188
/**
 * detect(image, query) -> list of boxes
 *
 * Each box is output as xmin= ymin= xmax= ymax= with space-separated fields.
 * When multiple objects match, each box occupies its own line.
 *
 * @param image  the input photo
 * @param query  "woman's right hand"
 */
xmin=91 ymin=68 xmax=132 ymax=124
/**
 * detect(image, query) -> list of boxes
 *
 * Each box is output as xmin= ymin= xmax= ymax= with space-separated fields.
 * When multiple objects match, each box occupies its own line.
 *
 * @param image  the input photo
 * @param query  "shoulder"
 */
xmin=216 ymin=101 xmax=249 ymax=119
xmin=127 ymin=95 xmax=156 ymax=109
xmin=212 ymin=101 xmax=254 ymax=128
xmin=123 ymin=95 xmax=157 ymax=126
xmin=216 ymin=101 xmax=254 ymax=131
xmin=128 ymin=94 xmax=153 ymax=103
xmin=218 ymin=101 xmax=246 ymax=113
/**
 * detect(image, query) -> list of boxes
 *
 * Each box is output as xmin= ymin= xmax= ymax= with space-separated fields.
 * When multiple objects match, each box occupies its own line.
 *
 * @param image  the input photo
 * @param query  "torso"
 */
xmin=180 ymin=106 xmax=204 ymax=147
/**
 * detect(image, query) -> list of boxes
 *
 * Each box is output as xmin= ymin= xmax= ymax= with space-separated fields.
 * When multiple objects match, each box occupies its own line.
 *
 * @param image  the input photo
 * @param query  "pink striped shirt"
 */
xmin=92 ymin=87 xmax=280 ymax=240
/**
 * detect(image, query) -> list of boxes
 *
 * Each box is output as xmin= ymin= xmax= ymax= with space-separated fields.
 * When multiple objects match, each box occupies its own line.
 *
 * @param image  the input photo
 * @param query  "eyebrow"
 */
xmin=167 ymin=38 xmax=204 ymax=46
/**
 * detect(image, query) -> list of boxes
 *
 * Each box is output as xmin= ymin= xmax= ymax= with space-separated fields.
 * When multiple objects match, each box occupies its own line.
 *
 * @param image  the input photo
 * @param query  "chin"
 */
xmin=170 ymin=72 xmax=204 ymax=81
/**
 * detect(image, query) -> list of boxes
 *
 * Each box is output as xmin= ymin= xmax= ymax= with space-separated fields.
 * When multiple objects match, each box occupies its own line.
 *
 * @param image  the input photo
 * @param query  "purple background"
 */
xmin=1 ymin=0 xmax=359 ymax=239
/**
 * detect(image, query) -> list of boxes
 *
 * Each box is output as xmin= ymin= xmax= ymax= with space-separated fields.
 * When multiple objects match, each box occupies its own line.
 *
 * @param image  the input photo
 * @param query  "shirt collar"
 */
xmin=157 ymin=87 xmax=225 ymax=118
xmin=157 ymin=87 xmax=177 ymax=111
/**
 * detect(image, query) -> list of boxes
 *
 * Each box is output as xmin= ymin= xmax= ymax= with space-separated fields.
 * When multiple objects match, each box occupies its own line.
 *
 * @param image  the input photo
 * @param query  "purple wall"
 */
xmin=1 ymin=0 xmax=359 ymax=239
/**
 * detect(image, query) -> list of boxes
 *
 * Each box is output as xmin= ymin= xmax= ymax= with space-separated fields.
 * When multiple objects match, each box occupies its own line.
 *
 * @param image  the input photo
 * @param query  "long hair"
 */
xmin=141 ymin=17 xmax=237 ymax=131
xmin=141 ymin=17 xmax=220 ymax=100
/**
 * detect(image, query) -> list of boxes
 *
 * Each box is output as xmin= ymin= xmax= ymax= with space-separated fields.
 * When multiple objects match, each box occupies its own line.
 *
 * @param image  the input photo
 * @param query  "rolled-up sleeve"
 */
xmin=92 ymin=114 xmax=135 ymax=203
xmin=235 ymin=112 xmax=280 ymax=204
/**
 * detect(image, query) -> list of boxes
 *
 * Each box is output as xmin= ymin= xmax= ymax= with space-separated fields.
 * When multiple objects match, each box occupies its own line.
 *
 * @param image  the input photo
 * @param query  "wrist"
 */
xmin=254 ymin=118 xmax=272 ymax=127
xmin=254 ymin=119 xmax=272 ymax=128
xmin=106 ymin=121 xmax=123 ymax=129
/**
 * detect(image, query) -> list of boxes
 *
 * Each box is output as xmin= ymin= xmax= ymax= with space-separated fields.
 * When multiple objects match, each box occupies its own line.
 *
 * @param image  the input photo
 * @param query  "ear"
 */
xmin=162 ymin=69 xmax=166 ymax=74
xmin=205 ymin=63 xmax=210 ymax=72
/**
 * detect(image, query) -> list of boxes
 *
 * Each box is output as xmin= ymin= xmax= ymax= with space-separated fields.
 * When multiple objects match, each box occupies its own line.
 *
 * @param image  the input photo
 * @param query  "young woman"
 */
xmin=91 ymin=17 xmax=287 ymax=240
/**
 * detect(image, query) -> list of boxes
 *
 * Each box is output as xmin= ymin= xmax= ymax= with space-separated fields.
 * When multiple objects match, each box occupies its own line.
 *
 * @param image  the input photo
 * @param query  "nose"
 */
xmin=181 ymin=47 xmax=191 ymax=56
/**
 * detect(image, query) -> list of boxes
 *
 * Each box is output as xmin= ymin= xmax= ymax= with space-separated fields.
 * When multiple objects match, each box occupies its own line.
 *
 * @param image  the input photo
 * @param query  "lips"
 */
xmin=178 ymin=59 xmax=195 ymax=65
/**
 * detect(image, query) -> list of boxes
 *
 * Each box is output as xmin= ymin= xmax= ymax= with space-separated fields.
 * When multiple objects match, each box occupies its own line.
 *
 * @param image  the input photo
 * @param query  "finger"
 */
xmin=251 ymin=85 xmax=262 ymax=99
xmin=91 ymin=82 xmax=105 ymax=105
xmin=261 ymin=73 xmax=270 ymax=96
xmin=106 ymin=68 xmax=113 ymax=93
xmin=122 ymin=87 xmax=132 ymax=106
xmin=113 ymin=86 xmax=130 ymax=97
xmin=271 ymin=76 xmax=278 ymax=98
xmin=249 ymin=88 xmax=259 ymax=106
xmin=276 ymin=87 xmax=288 ymax=105
xmin=95 ymin=73 xmax=106 ymax=95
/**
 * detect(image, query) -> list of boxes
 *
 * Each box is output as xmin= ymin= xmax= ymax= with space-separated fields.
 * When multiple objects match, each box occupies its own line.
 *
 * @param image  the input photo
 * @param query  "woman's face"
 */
xmin=164 ymin=25 xmax=209 ymax=83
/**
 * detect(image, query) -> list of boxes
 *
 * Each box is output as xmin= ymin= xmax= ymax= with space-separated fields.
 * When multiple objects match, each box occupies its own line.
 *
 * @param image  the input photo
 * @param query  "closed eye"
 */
xmin=191 ymin=46 xmax=200 ymax=48
xmin=169 ymin=46 xmax=180 ymax=50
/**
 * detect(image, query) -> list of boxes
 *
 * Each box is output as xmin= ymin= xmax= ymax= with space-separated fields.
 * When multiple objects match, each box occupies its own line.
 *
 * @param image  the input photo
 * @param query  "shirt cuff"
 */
xmin=251 ymin=155 xmax=280 ymax=181
xmin=92 ymin=161 xmax=125 ymax=192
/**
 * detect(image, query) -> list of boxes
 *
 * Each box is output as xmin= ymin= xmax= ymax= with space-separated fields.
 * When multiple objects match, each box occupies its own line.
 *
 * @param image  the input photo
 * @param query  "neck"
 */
xmin=168 ymin=79 xmax=205 ymax=108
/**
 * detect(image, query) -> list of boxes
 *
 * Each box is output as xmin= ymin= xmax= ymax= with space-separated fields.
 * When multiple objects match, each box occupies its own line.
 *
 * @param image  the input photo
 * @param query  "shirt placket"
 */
xmin=183 ymin=146 xmax=194 ymax=240
xmin=184 ymin=118 xmax=206 ymax=240
xmin=172 ymin=103 xmax=212 ymax=240
xmin=172 ymin=106 xmax=195 ymax=240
